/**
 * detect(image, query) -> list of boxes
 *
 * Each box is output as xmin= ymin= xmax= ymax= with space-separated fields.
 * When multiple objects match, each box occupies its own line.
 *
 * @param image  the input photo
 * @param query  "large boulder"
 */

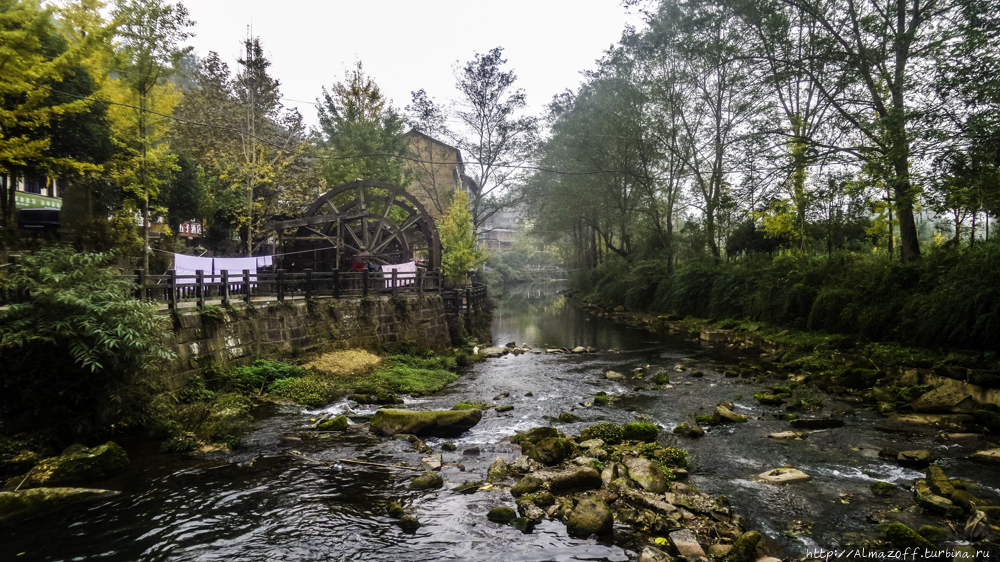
xmin=510 ymin=426 xmax=559 ymax=446
xmin=730 ymin=530 xmax=761 ymax=562
xmin=623 ymin=457 xmax=669 ymax=493
xmin=0 ymin=487 xmax=120 ymax=521
xmin=487 ymin=457 xmax=509 ymax=481
xmin=885 ymin=522 xmax=935 ymax=550
xmin=913 ymin=386 xmax=976 ymax=413
xmin=19 ymin=442 xmax=129 ymax=488
xmin=566 ymin=496 xmax=614 ymax=537
xmin=525 ymin=437 xmax=575 ymax=466
xmin=550 ymin=467 xmax=603 ymax=494
xmin=370 ymin=409 xmax=482 ymax=437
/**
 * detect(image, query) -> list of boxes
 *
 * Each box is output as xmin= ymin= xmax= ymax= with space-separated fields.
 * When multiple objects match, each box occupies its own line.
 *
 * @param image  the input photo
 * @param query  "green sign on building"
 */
xmin=15 ymin=193 xmax=61 ymax=209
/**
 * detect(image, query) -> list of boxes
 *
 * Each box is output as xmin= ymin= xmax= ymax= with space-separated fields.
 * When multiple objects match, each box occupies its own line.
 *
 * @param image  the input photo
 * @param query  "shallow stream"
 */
xmin=3 ymin=284 xmax=996 ymax=561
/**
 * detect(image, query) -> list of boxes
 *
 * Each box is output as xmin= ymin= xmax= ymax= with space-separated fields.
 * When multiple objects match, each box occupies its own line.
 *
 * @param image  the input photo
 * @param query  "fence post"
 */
xmin=334 ymin=270 xmax=341 ymax=299
xmin=417 ymin=269 xmax=424 ymax=295
xmin=362 ymin=268 xmax=369 ymax=298
xmin=134 ymin=269 xmax=145 ymax=301
xmin=221 ymin=270 xmax=229 ymax=307
xmin=391 ymin=268 xmax=398 ymax=296
xmin=277 ymin=269 xmax=285 ymax=302
xmin=466 ymin=287 xmax=472 ymax=315
xmin=168 ymin=269 xmax=177 ymax=310
xmin=305 ymin=268 xmax=313 ymax=299
xmin=196 ymin=269 xmax=205 ymax=309
xmin=243 ymin=269 xmax=251 ymax=304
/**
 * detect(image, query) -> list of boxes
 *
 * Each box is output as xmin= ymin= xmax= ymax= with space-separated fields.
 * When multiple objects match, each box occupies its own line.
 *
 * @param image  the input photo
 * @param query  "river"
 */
xmin=3 ymin=284 xmax=996 ymax=561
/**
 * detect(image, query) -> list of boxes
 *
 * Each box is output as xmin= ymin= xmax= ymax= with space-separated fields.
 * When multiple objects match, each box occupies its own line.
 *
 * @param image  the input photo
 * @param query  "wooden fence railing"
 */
xmin=125 ymin=268 xmax=443 ymax=309
xmin=2 ymin=264 xmax=489 ymax=316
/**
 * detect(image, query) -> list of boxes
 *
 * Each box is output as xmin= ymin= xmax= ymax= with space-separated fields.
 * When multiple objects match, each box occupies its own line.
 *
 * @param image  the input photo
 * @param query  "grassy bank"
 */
xmin=147 ymin=347 xmax=473 ymax=453
xmin=577 ymin=241 xmax=1000 ymax=353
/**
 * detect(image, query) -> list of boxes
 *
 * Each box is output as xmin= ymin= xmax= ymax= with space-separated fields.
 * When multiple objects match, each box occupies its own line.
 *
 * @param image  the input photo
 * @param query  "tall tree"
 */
xmin=451 ymin=47 xmax=538 ymax=233
xmin=108 ymin=0 xmax=193 ymax=269
xmin=317 ymin=61 xmax=409 ymax=188
xmin=0 ymin=0 xmax=101 ymax=230
xmin=767 ymin=0 xmax=959 ymax=262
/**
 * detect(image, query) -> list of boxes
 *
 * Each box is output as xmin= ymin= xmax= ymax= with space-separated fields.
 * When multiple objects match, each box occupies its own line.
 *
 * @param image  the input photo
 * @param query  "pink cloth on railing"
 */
xmin=380 ymin=261 xmax=416 ymax=288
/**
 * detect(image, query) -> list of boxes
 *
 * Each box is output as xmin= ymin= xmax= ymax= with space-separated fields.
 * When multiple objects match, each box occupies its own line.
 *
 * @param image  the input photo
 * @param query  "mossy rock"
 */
xmin=408 ymin=471 xmax=444 ymax=490
xmin=495 ymin=405 xmax=514 ymax=413
xmin=581 ymin=422 xmax=624 ymax=445
xmin=20 ymin=442 xmax=129 ymax=488
xmin=558 ymin=412 xmax=581 ymax=423
xmin=918 ymin=525 xmax=950 ymax=542
xmin=871 ymin=481 xmax=897 ymax=496
xmin=622 ymin=422 xmax=659 ymax=442
xmin=566 ymin=497 xmax=613 ymax=537
xmin=593 ymin=395 xmax=611 ymax=405
xmin=510 ymin=426 xmax=558 ymax=446
xmin=516 ymin=491 xmax=556 ymax=508
xmin=441 ymin=443 xmax=457 ymax=452
xmin=509 ymin=516 xmax=534 ymax=533
xmin=973 ymin=410 xmax=1000 ymax=433
xmin=525 ymin=437 xmax=576 ymax=466
xmin=316 ymin=415 xmax=349 ymax=431
xmin=510 ymin=475 xmax=544 ymax=497
xmin=0 ymin=487 xmax=120 ymax=521
xmin=672 ymin=423 xmax=704 ymax=438
xmin=387 ymin=502 xmax=406 ymax=518
xmin=370 ymin=408 xmax=483 ymax=437
xmin=730 ymin=530 xmax=762 ymax=562
xmin=487 ymin=506 xmax=517 ymax=523
xmin=754 ymin=393 xmax=785 ymax=406
xmin=885 ymin=522 xmax=935 ymax=550
xmin=695 ymin=415 xmax=717 ymax=426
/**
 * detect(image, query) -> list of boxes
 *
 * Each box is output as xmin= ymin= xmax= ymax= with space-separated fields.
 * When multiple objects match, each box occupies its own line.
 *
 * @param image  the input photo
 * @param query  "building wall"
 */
xmin=404 ymin=131 xmax=461 ymax=220
xmin=162 ymin=294 xmax=452 ymax=388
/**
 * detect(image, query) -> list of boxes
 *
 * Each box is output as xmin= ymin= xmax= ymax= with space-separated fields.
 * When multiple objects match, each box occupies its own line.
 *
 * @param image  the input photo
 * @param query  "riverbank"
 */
xmin=4 ymin=286 xmax=999 ymax=561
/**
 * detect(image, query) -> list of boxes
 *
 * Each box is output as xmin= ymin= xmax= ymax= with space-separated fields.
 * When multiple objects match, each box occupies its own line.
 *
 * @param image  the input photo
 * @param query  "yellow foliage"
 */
xmin=305 ymin=350 xmax=383 ymax=378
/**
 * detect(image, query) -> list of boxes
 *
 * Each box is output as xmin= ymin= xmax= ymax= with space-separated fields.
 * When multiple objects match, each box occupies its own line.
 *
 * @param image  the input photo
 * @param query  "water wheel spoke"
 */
xmin=370 ymin=195 xmax=395 ymax=250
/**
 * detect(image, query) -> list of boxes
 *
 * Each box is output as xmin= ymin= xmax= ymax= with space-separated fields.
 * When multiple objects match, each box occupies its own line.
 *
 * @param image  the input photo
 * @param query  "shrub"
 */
xmin=585 ymin=422 xmax=623 ymax=445
xmin=622 ymin=421 xmax=659 ymax=442
xmin=0 ymin=247 xmax=174 ymax=430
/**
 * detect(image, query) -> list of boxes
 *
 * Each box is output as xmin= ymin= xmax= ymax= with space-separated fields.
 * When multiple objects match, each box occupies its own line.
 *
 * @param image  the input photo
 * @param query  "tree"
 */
xmin=317 ymin=61 xmax=409 ymax=188
xmin=0 ymin=0 xmax=102 ymax=230
xmin=108 ymin=0 xmax=193 ymax=269
xmin=233 ymin=36 xmax=310 ymax=256
xmin=439 ymin=188 xmax=487 ymax=285
xmin=452 ymin=47 xmax=538 ymax=233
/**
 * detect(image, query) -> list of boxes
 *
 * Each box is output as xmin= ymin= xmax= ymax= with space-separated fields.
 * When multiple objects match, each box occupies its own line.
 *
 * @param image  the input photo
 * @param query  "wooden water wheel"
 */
xmin=270 ymin=179 xmax=441 ymax=271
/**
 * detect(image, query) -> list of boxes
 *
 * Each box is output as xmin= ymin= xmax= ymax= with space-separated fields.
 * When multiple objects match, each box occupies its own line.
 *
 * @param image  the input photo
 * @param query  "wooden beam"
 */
xmin=268 ymin=210 xmax=366 ymax=230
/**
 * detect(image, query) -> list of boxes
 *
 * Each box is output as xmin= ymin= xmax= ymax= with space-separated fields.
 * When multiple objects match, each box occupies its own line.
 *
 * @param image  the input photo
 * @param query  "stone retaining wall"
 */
xmin=163 ymin=295 xmax=452 ymax=389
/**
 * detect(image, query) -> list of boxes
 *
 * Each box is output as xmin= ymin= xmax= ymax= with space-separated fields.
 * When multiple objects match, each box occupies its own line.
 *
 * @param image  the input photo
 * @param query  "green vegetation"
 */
xmin=0 ymin=248 xmax=173 ymax=432
xmin=577 ymin=247 xmax=1000 ymax=353
xmin=584 ymin=422 xmax=624 ymax=445
xmin=622 ymin=422 xmax=659 ymax=442
xmin=452 ymin=402 xmax=490 ymax=410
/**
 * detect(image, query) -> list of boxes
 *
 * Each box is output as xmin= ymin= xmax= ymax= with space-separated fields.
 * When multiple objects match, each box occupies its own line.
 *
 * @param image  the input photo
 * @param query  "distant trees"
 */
xmin=526 ymin=0 xmax=999 ymax=268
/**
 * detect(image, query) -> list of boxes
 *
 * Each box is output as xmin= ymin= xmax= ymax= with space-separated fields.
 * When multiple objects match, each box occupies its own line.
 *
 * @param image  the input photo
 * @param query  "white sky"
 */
xmin=181 ymin=0 xmax=647 ymax=130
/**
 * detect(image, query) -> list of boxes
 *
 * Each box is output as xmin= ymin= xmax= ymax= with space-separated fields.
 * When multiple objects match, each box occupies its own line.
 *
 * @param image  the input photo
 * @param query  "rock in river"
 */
xmin=566 ymin=496 xmax=614 ymax=537
xmin=623 ymin=457 xmax=668 ymax=494
xmin=0 ymin=487 xmax=120 ymax=521
xmin=758 ymin=467 xmax=811 ymax=484
xmin=408 ymin=471 xmax=444 ymax=490
xmin=18 ymin=442 xmax=129 ymax=488
xmin=370 ymin=408 xmax=482 ymax=437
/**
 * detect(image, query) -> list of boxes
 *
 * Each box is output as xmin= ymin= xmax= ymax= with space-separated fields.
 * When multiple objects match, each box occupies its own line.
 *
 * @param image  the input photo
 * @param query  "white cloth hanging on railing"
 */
xmin=173 ymin=254 xmax=272 ymax=284
xmin=380 ymin=261 xmax=416 ymax=288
